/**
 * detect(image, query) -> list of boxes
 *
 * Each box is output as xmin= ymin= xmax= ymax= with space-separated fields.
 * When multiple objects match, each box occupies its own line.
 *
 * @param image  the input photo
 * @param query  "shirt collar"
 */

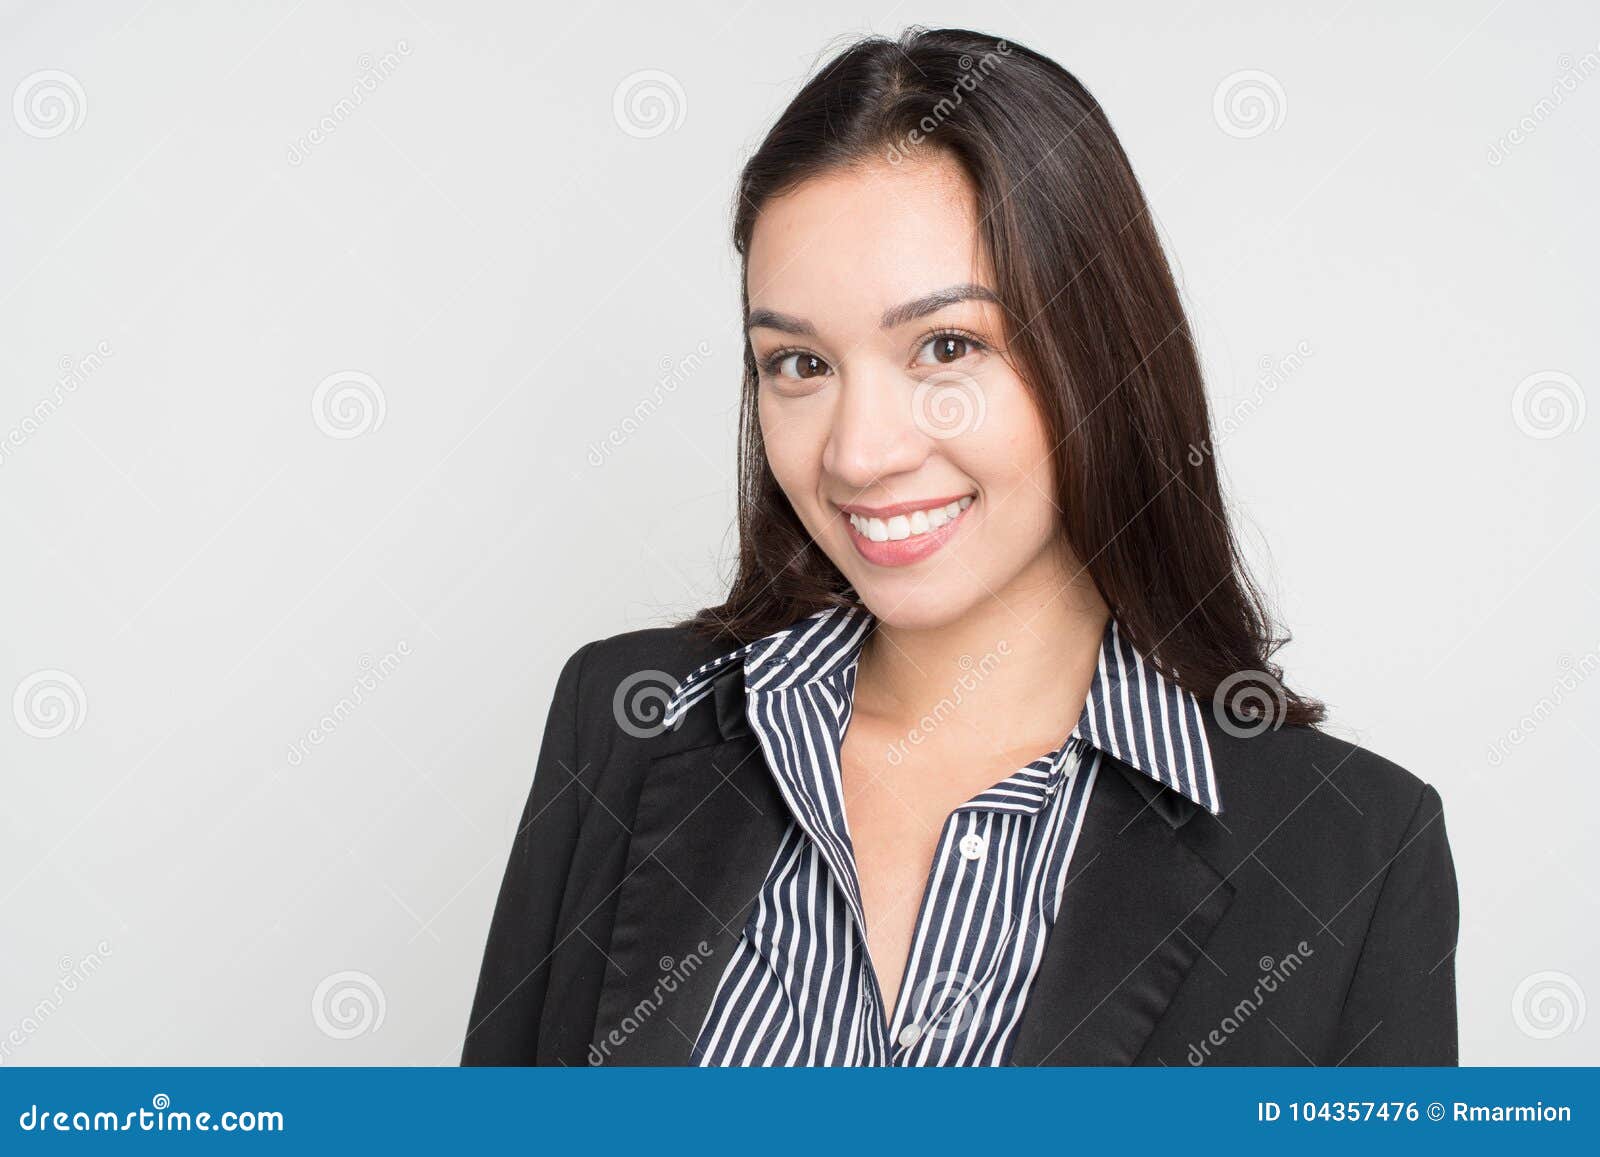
xmin=662 ymin=602 xmax=1221 ymax=815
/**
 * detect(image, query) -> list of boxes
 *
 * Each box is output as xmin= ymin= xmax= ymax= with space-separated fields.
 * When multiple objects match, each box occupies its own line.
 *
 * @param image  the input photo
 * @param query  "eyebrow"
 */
xmin=745 ymin=283 xmax=1001 ymax=336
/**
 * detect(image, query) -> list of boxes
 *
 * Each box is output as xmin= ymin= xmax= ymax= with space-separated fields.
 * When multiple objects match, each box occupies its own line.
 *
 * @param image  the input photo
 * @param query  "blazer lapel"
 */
xmin=587 ymin=669 xmax=789 ymax=1065
xmin=1009 ymin=756 xmax=1235 ymax=1065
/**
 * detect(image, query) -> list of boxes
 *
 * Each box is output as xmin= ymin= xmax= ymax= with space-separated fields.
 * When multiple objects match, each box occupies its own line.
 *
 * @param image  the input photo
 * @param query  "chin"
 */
xmin=849 ymin=576 xmax=983 ymax=632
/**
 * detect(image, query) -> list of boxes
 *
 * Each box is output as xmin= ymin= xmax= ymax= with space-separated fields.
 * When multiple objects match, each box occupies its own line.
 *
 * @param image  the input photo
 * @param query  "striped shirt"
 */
xmin=658 ymin=602 xmax=1221 ymax=1065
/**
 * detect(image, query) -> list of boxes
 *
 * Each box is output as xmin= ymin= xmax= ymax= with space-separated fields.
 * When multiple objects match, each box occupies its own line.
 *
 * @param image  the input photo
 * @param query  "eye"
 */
xmin=762 ymin=350 xmax=832 ymax=383
xmin=915 ymin=331 xmax=987 ymax=366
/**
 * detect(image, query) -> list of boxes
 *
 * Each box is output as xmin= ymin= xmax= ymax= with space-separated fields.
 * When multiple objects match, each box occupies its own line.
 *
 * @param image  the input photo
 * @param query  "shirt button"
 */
xmin=959 ymin=833 xmax=986 ymax=861
xmin=897 ymin=1023 xmax=922 ymax=1047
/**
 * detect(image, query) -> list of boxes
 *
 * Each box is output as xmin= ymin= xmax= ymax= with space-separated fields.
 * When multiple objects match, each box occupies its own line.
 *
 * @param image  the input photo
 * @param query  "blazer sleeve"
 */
xmin=460 ymin=640 xmax=593 ymax=1065
xmin=1333 ymin=781 xmax=1460 ymax=1064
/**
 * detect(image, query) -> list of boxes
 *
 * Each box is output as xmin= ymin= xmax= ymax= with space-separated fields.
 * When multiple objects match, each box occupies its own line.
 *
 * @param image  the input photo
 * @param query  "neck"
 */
xmin=854 ymin=555 xmax=1110 ymax=751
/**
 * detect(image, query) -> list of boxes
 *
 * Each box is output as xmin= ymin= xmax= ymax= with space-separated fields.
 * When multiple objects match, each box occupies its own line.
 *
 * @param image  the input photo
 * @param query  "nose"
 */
xmin=822 ymin=366 xmax=931 ymax=492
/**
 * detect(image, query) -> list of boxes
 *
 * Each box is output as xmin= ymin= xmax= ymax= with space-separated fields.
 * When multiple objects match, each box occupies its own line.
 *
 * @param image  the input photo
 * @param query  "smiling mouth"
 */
xmin=837 ymin=494 xmax=976 ymax=567
xmin=845 ymin=495 xmax=973 ymax=542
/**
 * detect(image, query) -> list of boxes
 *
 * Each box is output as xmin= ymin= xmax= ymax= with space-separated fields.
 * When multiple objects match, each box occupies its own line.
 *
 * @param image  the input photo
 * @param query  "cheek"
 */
xmin=758 ymin=393 xmax=825 ymax=502
xmin=962 ymin=384 xmax=1060 ymax=542
xmin=1010 ymin=409 xmax=1057 ymax=492
xmin=964 ymin=379 xmax=1055 ymax=491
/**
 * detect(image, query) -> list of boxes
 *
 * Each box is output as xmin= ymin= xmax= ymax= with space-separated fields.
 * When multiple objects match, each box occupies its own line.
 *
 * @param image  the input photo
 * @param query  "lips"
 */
xmin=839 ymin=494 xmax=975 ymax=567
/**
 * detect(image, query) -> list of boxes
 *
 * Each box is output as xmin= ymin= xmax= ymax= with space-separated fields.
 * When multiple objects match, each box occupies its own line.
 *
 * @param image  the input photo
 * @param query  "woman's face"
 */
xmin=747 ymin=150 xmax=1069 ymax=632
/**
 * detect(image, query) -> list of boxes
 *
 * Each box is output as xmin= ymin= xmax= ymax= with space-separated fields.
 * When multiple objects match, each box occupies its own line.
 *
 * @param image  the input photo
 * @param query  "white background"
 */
xmin=1 ymin=0 xmax=1595 ymax=1064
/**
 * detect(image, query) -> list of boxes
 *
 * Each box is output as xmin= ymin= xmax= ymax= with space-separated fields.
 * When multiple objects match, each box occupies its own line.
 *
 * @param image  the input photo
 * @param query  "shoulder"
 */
xmin=1213 ymin=721 xmax=1432 ymax=811
xmin=1204 ymin=720 xmax=1447 ymax=865
xmin=548 ymin=622 xmax=739 ymax=757
xmin=563 ymin=622 xmax=737 ymax=698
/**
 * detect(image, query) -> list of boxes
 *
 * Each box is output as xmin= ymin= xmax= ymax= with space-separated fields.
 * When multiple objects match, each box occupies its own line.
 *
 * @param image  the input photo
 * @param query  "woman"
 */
xmin=463 ymin=27 xmax=1458 ymax=1067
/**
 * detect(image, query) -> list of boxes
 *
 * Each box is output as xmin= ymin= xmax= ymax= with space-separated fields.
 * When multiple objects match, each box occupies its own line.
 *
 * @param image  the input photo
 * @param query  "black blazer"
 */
xmin=462 ymin=626 xmax=1459 ymax=1066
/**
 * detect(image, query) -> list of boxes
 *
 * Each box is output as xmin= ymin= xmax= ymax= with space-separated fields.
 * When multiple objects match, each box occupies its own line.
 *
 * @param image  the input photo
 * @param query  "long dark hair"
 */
xmin=684 ymin=26 xmax=1324 ymax=726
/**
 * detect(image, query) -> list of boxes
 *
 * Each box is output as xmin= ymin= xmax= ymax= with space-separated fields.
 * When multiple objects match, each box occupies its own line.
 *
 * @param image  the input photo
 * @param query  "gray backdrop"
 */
xmin=2 ymin=0 xmax=1595 ymax=1065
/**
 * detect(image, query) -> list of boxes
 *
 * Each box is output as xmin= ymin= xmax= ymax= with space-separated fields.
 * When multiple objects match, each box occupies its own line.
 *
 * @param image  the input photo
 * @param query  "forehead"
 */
xmin=745 ymin=152 xmax=991 ymax=322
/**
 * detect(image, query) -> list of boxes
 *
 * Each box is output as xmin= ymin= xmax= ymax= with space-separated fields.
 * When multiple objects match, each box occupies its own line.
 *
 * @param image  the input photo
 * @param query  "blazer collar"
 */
xmin=661 ymin=603 xmax=1222 ymax=815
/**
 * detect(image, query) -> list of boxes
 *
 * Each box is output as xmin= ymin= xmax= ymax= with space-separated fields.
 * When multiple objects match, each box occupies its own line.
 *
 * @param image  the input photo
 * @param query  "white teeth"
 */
xmin=848 ymin=496 xmax=975 ymax=543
